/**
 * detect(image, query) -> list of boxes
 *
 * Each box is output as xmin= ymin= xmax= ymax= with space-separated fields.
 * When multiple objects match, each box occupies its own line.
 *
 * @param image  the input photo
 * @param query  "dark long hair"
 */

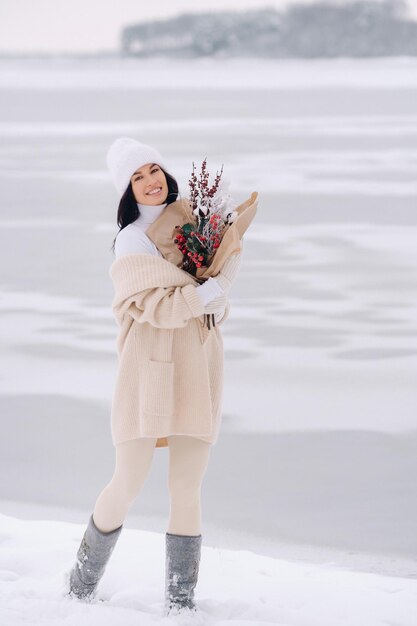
xmin=110 ymin=167 xmax=180 ymax=254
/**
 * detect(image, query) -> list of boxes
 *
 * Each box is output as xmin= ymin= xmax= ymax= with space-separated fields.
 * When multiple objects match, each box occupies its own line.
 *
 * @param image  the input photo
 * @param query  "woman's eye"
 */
xmin=134 ymin=168 xmax=158 ymax=181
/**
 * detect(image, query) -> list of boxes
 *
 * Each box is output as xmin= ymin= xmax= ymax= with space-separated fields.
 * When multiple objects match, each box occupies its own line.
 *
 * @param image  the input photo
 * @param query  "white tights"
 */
xmin=92 ymin=435 xmax=212 ymax=536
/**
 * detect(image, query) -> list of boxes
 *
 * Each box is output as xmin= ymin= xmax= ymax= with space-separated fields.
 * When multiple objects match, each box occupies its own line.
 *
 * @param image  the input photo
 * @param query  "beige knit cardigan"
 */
xmin=109 ymin=253 xmax=229 ymax=449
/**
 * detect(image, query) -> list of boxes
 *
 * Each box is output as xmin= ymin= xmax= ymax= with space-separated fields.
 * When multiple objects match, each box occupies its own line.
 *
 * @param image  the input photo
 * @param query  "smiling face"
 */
xmin=130 ymin=162 xmax=169 ymax=204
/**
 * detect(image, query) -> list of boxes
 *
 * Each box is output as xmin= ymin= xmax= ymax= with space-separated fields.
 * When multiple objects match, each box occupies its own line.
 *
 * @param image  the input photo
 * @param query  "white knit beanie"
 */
xmin=106 ymin=137 xmax=169 ymax=196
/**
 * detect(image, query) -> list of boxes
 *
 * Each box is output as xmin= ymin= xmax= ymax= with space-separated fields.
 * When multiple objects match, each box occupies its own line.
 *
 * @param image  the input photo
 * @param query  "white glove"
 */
xmin=195 ymin=276 xmax=224 ymax=306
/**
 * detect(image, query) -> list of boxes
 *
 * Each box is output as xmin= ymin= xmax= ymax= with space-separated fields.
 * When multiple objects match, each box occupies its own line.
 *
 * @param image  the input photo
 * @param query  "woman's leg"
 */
xmin=167 ymin=435 xmax=212 ymax=536
xmin=93 ymin=436 xmax=158 ymax=532
xmin=164 ymin=435 xmax=211 ymax=613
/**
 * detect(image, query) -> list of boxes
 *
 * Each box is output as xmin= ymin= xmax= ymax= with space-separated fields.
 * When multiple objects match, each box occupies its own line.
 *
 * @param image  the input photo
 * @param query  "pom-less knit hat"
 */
xmin=106 ymin=137 xmax=169 ymax=196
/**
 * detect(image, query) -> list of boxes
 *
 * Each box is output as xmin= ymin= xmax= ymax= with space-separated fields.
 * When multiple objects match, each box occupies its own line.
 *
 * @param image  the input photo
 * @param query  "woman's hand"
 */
xmin=202 ymin=293 xmax=227 ymax=314
xmin=203 ymin=294 xmax=229 ymax=326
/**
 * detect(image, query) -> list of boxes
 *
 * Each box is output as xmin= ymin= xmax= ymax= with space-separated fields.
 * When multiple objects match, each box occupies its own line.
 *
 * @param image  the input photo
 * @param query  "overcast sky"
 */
xmin=0 ymin=0 xmax=416 ymax=53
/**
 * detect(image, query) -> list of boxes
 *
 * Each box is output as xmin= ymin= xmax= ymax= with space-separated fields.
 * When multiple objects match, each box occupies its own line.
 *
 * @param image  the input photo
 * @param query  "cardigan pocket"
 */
xmin=143 ymin=359 xmax=174 ymax=417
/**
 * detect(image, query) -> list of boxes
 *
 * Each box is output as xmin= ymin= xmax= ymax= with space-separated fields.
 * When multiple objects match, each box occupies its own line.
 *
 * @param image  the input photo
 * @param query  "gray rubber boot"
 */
xmin=68 ymin=513 xmax=123 ymax=600
xmin=165 ymin=532 xmax=202 ymax=615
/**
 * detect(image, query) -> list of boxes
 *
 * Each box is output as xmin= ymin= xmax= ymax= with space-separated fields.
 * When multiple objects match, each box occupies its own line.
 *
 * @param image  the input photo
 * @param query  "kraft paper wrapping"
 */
xmin=145 ymin=191 xmax=258 ymax=281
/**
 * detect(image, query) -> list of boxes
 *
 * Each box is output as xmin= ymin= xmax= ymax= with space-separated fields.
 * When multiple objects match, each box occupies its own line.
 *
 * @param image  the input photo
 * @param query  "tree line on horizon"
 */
xmin=120 ymin=0 xmax=417 ymax=58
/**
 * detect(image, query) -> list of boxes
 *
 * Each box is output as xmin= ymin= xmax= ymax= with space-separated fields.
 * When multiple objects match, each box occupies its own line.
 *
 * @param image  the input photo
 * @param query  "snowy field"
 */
xmin=0 ymin=56 xmax=417 ymax=623
xmin=0 ymin=513 xmax=416 ymax=626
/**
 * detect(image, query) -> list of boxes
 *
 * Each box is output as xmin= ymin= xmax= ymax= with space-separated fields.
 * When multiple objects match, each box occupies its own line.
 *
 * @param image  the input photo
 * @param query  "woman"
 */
xmin=66 ymin=138 xmax=243 ymax=616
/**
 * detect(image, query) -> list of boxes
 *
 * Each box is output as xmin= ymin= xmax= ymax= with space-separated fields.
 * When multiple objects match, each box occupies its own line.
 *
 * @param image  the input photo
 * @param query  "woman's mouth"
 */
xmin=147 ymin=187 xmax=162 ymax=196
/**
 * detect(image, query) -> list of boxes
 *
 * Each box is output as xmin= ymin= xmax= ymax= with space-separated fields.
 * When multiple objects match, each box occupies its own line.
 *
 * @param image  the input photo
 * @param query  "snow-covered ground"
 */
xmin=0 ymin=56 xmax=416 ymax=622
xmin=1 ymin=512 xmax=416 ymax=626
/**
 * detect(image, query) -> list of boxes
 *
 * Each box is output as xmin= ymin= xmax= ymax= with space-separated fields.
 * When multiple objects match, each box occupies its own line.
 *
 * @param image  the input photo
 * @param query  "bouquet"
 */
xmin=144 ymin=163 xmax=258 ymax=283
xmin=174 ymin=158 xmax=239 ymax=277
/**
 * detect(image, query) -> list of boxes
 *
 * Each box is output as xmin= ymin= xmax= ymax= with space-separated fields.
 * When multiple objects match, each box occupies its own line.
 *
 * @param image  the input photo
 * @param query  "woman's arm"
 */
xmin=209 ymin=240 xmax=244 ymax=326
xmin=114 ymin=229 xmax=203 ymax=329
xmin=125 ymin=282 xmax=208 ymax=329
xmin=114 ymin=227 xmax=228 ymax=329
xmin=214 ymin=299 xmax=230 ymax=326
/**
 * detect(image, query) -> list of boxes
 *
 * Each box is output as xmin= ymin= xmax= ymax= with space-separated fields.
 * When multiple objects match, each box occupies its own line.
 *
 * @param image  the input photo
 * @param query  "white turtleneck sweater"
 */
xmin=114 ymin=201 xmax=167 ymax=259
xmin=114 ymin=201 xmax=224 ymax=307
